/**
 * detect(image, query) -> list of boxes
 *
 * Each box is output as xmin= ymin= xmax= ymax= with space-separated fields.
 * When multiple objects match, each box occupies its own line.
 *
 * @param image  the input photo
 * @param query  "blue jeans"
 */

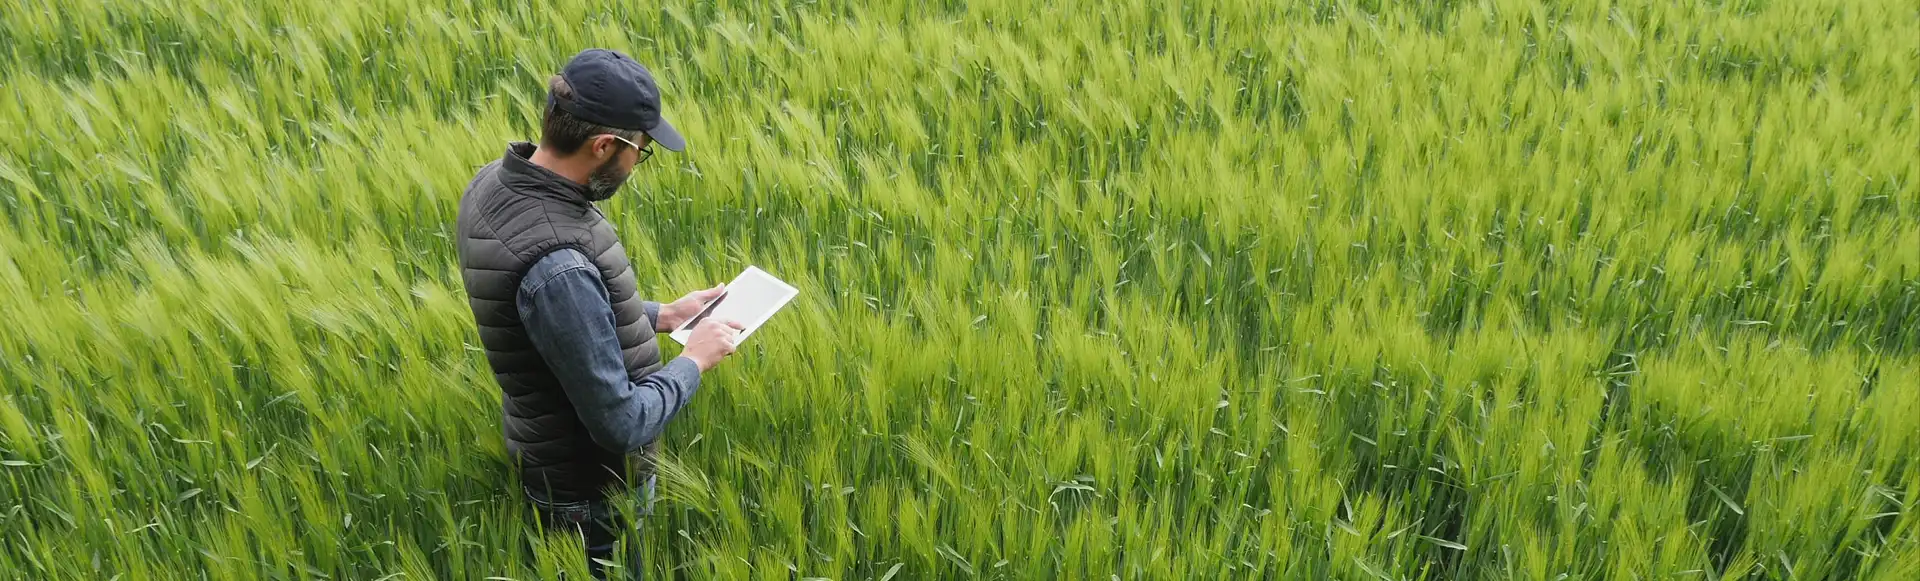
xmin=528 ymin=476 xmax=656 ymax=580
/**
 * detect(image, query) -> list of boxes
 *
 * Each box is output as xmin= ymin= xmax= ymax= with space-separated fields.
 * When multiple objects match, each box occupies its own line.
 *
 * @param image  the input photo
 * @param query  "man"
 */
xmin=453 ymin=48 xmax=743 ymax=579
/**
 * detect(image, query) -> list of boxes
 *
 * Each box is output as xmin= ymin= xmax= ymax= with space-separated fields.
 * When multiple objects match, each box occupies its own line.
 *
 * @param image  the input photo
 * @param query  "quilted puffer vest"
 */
xmin=455 ymin=141 xmax=663 ymax=502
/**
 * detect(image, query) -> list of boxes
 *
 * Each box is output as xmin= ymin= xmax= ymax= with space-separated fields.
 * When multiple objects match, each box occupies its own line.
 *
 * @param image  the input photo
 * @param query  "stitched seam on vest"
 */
xmin=528 ymin=203 xmax=593 ymax=275
xmin=472 ymin=172 xmax=513 ymax=244
xmin=513 ymin=430 xmax=574 ymax=445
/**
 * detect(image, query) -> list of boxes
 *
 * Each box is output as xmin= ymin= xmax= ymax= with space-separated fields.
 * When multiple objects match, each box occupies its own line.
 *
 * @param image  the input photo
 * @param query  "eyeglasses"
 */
xmin=608 ymin=134 xmax=655 ymax=164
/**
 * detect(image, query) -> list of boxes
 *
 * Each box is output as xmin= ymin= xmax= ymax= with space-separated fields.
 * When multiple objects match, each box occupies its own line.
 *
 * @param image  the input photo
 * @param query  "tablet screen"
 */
xmin=670 ymin=266 xmax=798 ymax=346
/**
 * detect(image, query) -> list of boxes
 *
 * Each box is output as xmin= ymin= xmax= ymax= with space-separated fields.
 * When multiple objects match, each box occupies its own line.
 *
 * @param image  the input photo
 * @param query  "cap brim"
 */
xmin=645 ymin=118 xmax=686 ymax=152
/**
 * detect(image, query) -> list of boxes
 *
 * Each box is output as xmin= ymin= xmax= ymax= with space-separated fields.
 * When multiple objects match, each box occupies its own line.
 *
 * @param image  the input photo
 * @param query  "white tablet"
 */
xmin=669 ymin=265 xmax=799 ymax=346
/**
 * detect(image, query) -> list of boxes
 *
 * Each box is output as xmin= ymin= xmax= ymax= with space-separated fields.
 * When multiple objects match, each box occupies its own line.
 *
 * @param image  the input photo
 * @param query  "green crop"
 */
xmin=2 ymin=0 xmax=1917 ymax=579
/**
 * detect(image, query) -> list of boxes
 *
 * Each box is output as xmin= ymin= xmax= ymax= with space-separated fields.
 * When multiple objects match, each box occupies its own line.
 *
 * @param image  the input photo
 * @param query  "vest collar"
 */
xmin=499 ymin=141 xmax=593 ymax=205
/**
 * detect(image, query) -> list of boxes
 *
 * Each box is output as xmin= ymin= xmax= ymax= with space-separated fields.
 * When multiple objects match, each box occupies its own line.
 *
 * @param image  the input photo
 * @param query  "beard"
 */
xmin=583 ymin=154 xmax=632 ymax=202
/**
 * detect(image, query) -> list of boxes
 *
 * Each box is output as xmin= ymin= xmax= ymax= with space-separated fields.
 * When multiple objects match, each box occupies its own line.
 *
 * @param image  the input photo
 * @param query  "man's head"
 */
xmin=538 ymin=49 xmax=687 ymax=201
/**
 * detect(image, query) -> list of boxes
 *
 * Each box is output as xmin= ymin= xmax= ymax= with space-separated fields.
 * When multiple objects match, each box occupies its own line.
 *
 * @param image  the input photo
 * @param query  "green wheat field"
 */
xmin=3 ymin=0 xmax=1917 ymax=579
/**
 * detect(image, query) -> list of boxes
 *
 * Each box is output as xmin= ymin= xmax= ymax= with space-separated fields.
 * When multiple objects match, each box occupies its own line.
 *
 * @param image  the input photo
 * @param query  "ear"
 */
xmin=590 ymin=135 xmax=618 ymax=160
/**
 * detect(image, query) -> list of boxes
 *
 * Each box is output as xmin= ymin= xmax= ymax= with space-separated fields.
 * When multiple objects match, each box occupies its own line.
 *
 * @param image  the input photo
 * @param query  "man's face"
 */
xmin=583 ymin=133 xmax=648 ymax=201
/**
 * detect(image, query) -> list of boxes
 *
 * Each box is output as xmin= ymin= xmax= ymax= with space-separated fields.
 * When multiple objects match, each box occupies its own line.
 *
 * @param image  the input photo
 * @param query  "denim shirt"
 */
xmin=517 ymin=248 xmax=703 ymax=455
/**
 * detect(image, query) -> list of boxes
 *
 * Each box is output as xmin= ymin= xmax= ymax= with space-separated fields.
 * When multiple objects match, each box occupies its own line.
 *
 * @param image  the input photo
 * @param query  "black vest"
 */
xmin=455 ymin=142 xmax=663 ymax=502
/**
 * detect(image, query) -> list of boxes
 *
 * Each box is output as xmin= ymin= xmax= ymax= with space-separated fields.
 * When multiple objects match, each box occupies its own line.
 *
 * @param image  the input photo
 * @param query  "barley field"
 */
xmin=2 ymin=0 xmax=1917 ymax=579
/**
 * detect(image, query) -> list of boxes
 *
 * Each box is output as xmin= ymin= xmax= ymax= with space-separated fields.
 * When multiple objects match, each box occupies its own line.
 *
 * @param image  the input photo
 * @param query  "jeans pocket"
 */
xmin=562 ymin=504 xmax=596 ymax=526
xmin=533 ymin=497 xmax=596 ymax=530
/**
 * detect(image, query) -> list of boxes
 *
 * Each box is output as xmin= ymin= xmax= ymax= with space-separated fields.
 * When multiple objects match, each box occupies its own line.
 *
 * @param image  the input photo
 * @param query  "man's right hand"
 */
xmin=684 ymin=318 xmax=746 ymax=372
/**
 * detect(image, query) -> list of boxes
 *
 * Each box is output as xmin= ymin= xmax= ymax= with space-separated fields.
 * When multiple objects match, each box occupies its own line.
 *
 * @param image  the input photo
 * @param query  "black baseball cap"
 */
xmin=553 ymin=48 xmax=686 ymax=152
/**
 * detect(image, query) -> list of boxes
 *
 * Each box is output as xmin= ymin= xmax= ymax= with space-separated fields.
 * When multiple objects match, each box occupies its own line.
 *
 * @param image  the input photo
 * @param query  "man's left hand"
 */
xmin=656 ymin=283 xmax=725 ymax=333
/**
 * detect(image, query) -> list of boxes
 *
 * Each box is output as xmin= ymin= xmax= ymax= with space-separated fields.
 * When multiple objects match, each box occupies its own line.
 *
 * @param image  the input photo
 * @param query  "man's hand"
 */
xmin=656 ymin=284 xmax=725 ymax=333
xmin=683 ymin=318 xmax=746 ymax=372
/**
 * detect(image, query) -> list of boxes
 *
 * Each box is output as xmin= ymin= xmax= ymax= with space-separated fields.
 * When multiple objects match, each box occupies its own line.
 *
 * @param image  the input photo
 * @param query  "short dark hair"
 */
xmin=541 ymin=75 xmax=645 ymax=156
